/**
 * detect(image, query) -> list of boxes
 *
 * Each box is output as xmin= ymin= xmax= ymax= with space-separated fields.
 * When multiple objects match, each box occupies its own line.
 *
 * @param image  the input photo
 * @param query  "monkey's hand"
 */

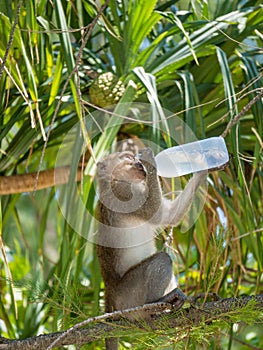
xmin=138 ymin=148 xmax=157 ymax=175
xmin=136 ymin=148 xmax=162 ymax=219
xmin=208 ymin=159 xmax=229 ymax=173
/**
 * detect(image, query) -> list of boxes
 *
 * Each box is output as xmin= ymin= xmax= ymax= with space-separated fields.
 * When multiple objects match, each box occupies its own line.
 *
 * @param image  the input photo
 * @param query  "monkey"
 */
xmin=96 ymin=148 xmax=209 ymax=349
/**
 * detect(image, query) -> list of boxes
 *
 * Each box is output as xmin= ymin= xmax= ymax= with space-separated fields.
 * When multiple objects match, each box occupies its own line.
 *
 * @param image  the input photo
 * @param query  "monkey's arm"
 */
xmin=138 ymin=148 xmax=163 ymax=218
xmin=138 ymin=148 xmax=206 ymax=226
xmin=160 ymin=171 xmax=206 ymax=226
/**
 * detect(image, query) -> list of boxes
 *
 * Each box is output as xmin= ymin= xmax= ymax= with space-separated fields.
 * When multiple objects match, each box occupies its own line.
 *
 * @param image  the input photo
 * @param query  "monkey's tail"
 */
xmin=106 ymin=338 xmax=119 ymax=350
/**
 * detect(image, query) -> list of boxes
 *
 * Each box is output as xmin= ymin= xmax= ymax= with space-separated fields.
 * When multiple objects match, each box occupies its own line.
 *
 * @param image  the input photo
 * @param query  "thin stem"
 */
xmin=0 ymin=1 xmax=23 ymax=80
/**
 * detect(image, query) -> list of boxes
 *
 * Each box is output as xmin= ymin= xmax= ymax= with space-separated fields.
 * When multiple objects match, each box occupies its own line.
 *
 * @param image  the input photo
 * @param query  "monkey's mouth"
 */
xmin=111 ymin=159 xmax=146 ymax=183
xmin=134 ymin=161 xmax=145 ymax=172
xmin=131 ymin=161 xmax=147 ymax=181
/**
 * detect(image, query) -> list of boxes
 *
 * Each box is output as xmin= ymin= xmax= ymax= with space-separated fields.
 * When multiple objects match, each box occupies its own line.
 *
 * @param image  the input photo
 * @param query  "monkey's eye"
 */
xmin=120 ymin=153 xmax=135 ymax=162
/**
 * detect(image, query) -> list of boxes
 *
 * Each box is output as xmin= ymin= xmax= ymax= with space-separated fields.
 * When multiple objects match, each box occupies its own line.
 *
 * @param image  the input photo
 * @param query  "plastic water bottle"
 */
xmin=155 ymin=137 xmax=229 ymax=178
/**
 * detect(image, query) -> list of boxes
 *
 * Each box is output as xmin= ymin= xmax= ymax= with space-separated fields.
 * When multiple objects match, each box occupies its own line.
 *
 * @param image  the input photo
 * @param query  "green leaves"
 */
xmin=157 ymin=10 xmax=199 ymax=65
xmin=54 ymin=0 xmax=82 ymax=121
xmin=0 ymin=0 xmax=263 ymax=348
xmin=108 ymin=0 xmax=162 ymax=74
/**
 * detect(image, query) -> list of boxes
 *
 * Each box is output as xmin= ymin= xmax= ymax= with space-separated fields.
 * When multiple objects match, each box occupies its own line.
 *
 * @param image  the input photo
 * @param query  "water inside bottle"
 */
xmin=155 ymin=137 xmax=229 ymax=177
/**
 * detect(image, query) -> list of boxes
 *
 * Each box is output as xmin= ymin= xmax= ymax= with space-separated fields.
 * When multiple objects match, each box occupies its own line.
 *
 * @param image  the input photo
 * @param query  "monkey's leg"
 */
xmin=115 ymin=251 xmax=183 ymax=311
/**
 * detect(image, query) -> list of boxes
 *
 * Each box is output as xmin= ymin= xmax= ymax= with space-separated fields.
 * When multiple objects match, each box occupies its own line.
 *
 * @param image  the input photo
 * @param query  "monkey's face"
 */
xmin=97 ymin=151 xmax=147 ymax=185
xmin=97 ymin=151 xmax=149 ymax=211
xmin=111 ymin=152 xmax=146 ymax=184
xmin=97 ymin=152 xmax=147 ymax=201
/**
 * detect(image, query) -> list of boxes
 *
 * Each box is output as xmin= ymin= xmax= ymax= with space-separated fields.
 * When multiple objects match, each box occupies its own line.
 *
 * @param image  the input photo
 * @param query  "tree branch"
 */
xmin=0 ymin=166 xmax=83 ymax=195
xmin=221 ymin=89 xmax=263 ymax=138
xmin=0 ymin=294 xmax=262 ymax=350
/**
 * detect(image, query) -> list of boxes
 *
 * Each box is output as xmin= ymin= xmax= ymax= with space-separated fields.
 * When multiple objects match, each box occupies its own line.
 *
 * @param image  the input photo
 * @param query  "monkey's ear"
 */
xmin=97 ymin=161 xmax=107 ymax=174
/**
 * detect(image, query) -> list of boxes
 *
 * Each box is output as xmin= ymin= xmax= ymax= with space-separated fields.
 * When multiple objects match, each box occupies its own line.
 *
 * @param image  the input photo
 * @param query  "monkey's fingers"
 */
xmin=208 ymin=159 xmax=230 ymax=173
xmin=138 ymin=148 xmax=154 ymax=161
xmin=138 ymin=148 xmax=156 ymax=172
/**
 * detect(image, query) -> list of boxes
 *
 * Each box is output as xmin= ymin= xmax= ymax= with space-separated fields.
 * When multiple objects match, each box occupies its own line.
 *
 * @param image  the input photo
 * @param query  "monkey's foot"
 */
xmin=157 ymin=288 xmax=187 ymax=311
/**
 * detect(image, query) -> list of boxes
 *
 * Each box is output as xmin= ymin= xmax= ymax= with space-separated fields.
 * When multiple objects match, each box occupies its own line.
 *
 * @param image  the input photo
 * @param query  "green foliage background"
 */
xmin=0 ymin=0 xmax=262 ymax=349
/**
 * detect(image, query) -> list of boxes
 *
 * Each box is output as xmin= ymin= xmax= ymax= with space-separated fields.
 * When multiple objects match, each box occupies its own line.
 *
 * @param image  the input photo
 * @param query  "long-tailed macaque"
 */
xmin=96 ymin=148 xmax=208 ymax=349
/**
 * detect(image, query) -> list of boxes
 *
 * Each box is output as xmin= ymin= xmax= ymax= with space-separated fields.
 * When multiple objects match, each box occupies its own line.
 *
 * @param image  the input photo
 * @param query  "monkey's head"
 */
xmin=97 ymin=151 xmax=147 ymax=206
xmin=97 ymin=151 xmax=146 ymax=185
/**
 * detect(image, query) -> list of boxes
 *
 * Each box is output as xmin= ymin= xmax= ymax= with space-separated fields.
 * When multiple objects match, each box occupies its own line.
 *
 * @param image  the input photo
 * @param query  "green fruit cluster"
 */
xmin=89 ymin=72 xmax=125 ymax=108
